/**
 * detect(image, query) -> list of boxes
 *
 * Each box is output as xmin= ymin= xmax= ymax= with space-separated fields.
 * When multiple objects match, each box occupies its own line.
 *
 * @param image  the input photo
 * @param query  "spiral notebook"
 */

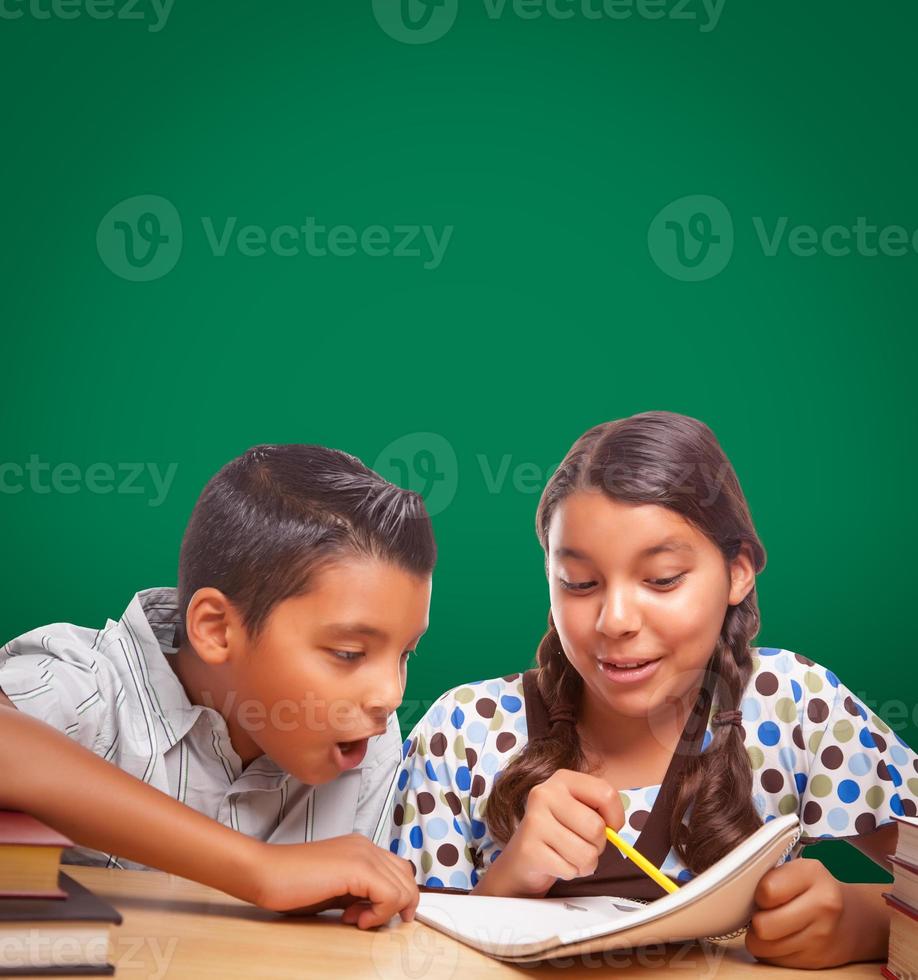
xmin=415 ymin=813 xmax=802 ymax=963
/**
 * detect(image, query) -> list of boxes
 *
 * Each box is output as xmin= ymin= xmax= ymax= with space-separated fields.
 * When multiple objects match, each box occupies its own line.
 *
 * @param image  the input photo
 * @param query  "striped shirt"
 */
xmin=0 ymin=588 xmax=401 ymax=869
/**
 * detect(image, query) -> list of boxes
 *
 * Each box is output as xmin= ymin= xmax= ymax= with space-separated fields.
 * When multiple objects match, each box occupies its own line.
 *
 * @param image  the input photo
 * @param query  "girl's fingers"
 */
xmin=546 ymin=791 xmax=607 ymax=847
xmin=753 ymin=860 xmax=813 ymax=909
xmin=745 ymin=919 xmax=817 ymax=961
xmin=538 ymin=823 xmax=602 ymax=879
xmin=749 ymin=889 xmax=819 ymax=944
xmin=534 ymin=840 xmax=582 ymax=882
xmin=555 ymin=771 xmax=625 ymax=830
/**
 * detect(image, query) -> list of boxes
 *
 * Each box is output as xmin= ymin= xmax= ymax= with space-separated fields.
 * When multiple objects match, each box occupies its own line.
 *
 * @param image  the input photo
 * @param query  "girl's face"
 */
xmin=546 ymin=490 xmax=754 ymax=724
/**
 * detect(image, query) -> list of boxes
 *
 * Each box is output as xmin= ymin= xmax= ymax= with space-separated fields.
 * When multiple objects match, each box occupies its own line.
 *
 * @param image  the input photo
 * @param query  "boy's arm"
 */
xmin=0 ymin=695 xmax=417 ymax=924
xmin=0 ymin=691 xmax=263 ymax=896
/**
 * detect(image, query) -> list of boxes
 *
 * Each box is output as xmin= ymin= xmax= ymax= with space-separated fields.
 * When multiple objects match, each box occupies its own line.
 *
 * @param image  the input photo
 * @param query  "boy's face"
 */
xmin=216 ymin=559 xmax=430 ymax=785
xmin=546 ymin=490 xmax=754 ymax=727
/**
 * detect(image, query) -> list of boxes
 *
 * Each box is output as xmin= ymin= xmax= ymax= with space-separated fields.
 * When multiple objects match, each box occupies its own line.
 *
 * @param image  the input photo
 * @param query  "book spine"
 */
xmin=883 ymin=892 xmax=918 ymax=922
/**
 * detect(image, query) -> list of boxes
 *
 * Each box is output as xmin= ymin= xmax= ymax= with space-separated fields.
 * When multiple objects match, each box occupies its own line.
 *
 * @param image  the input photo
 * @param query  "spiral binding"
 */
xmin=702 ymin=827 xmax=803 ymax=945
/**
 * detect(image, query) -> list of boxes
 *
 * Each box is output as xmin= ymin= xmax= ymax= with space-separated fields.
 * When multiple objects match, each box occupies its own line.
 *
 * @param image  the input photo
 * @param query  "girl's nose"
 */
xmin=596 ymin=584 xmax=642 ymax=637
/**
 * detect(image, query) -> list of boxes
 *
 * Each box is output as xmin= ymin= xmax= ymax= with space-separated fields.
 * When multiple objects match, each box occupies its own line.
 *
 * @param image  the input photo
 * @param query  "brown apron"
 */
xmin=522 ymin=665 xmax=713 ymax=901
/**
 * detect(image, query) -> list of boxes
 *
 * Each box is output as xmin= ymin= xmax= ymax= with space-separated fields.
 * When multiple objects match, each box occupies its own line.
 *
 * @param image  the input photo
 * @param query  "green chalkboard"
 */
xmin=1 ymin=0 xmax=915 ymax=884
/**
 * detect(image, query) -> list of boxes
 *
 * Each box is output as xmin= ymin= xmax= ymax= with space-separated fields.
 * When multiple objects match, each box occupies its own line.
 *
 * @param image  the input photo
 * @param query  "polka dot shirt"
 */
xmin=387 ymin=647 xmax=918 ymax=890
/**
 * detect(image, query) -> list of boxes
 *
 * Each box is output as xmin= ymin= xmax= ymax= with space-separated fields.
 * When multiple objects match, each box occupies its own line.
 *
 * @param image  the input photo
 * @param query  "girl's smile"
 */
xmin=596 ymin=656 xmax=663 ymax=684
xmin=547 ymin=489 xmax=755 ymax=732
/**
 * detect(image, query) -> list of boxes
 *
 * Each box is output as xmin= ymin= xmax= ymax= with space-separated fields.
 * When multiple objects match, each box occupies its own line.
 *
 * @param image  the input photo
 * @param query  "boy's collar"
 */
xmin=116 ymin=588 xmax=208 ymax=751
xmin=119 ymin=589 xmax=295 ymax=788
xmin=117 ymin=587 xmax=389 ymax=785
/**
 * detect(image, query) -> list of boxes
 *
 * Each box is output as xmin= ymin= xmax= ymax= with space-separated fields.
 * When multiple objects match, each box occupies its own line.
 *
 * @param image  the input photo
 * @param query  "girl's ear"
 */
xmin=727 ymin=544 xmax=757 ymax=606
xmin=184 ymin=588 xmax=241 ymax=665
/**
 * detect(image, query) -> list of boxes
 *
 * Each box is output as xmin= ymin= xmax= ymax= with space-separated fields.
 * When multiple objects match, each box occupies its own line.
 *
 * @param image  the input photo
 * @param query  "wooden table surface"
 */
xmin=54 ymin=866 xmax=885 ymax=979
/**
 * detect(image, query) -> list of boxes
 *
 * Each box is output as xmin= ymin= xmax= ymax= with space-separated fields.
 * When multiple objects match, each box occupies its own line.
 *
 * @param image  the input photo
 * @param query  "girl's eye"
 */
xmin=649 ymin=573 xmax=686 ymax=588
xmin=560 ymin=578 xmax=597 ymax=592
xmin=332 ymin=650 xmax=364 ymax=662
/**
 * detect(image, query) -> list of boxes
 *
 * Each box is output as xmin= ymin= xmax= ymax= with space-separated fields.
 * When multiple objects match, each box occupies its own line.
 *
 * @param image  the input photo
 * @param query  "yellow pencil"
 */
xmin=605 ymin=826 xmax=680 ymax=895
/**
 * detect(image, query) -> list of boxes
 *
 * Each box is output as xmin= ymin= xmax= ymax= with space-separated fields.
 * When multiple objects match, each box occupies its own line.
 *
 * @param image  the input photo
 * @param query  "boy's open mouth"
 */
xmin=333 ymin=737 xmax=370 ymax=771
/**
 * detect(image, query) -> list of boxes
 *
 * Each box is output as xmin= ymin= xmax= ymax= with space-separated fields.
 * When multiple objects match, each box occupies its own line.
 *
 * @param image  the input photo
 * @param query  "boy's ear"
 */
xmin=727 ymin=543 xmax=756 ymax=606
xmin=184 ymin=588 xmax=240 ymax=666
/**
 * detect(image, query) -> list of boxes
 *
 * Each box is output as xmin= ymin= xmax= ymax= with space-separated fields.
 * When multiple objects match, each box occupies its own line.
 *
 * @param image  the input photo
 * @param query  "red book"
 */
xmin=0 ymin=811 xmax=73 ymax=900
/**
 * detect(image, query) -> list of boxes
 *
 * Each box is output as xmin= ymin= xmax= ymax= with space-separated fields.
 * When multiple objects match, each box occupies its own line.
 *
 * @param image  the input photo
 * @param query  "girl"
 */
xmin=388 ymin=412 xmax=917 ymax=967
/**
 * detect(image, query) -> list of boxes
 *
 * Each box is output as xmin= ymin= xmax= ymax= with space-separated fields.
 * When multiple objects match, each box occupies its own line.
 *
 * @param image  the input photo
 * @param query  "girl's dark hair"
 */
xmin=177 ymin=444 xmax=436 ymax=639
xmin=485 ymin=411 xmax=766 ymax=874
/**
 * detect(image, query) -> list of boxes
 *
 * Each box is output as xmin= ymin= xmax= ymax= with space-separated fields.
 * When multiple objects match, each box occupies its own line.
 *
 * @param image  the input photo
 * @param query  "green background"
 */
xmin=2 ymin=1 xmax=915 ymax=884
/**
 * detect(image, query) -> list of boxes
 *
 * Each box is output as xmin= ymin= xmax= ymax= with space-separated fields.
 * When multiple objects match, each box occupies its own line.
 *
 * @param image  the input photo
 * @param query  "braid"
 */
xmin=485 ymin=413 xmax=769 ymax=868
xmin=485 ymin=602 xmax=764 ymax=868
xmin=483 ymin=611 xmax=585 ymax=844
xmin=669 ymin=597 xmax=763 ymax=872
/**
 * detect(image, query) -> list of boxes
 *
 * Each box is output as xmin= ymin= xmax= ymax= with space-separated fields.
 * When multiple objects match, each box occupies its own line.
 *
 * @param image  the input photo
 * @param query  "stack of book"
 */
xmin=883 ymin=814 xmax=918 ymax=980
xmin=0 ymin=811 xmax=121 ymax=976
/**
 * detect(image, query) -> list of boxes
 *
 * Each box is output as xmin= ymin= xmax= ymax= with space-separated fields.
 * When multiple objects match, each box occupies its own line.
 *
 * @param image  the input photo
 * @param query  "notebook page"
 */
xmin=415 ymin=813 xmax=800 ymax=955
xmin=416 ymin=894 xmax=645 ymax=955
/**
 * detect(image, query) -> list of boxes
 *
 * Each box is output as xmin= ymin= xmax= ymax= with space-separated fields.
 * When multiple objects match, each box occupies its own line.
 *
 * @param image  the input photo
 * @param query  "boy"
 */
xmin=0 ymin=444 xmax=434 ymax=928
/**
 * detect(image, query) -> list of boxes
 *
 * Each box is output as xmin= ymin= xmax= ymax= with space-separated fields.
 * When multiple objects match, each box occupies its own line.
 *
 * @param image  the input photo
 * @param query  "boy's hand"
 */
xmin=0 ymin=704 xmax=415 ymax=928
xmin=473 ymin=769 xmax=625 ymax=898
xmin=746 ymin=858 xmax=851 ymax=968
xmin=247 ymin=834 xmax=418 ymax=929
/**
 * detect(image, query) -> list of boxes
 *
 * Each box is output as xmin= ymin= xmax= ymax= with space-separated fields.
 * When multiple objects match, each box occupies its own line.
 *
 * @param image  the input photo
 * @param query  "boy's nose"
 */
xmin=364 ymin=669 xmax=403 ymax=721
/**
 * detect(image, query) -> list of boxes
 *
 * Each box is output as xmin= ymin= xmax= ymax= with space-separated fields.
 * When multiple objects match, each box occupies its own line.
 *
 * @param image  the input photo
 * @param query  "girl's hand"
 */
xmin=474 ymin=769 xmax=625 ymax=898
xmin=746 ymin=857 xmax=854 ymax=968
xmin=247 ymin=834 xmax=419 ymax=929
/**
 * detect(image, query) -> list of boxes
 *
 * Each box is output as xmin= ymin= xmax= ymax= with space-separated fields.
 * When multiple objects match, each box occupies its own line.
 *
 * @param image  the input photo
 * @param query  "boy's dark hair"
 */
xmin=177 ymin=444 xmax=436 ymax=638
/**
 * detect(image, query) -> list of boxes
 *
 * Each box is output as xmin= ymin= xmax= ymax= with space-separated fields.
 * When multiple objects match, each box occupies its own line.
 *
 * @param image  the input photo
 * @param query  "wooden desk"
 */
xmin=59 ymin=866 xmax=882 ymax=979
